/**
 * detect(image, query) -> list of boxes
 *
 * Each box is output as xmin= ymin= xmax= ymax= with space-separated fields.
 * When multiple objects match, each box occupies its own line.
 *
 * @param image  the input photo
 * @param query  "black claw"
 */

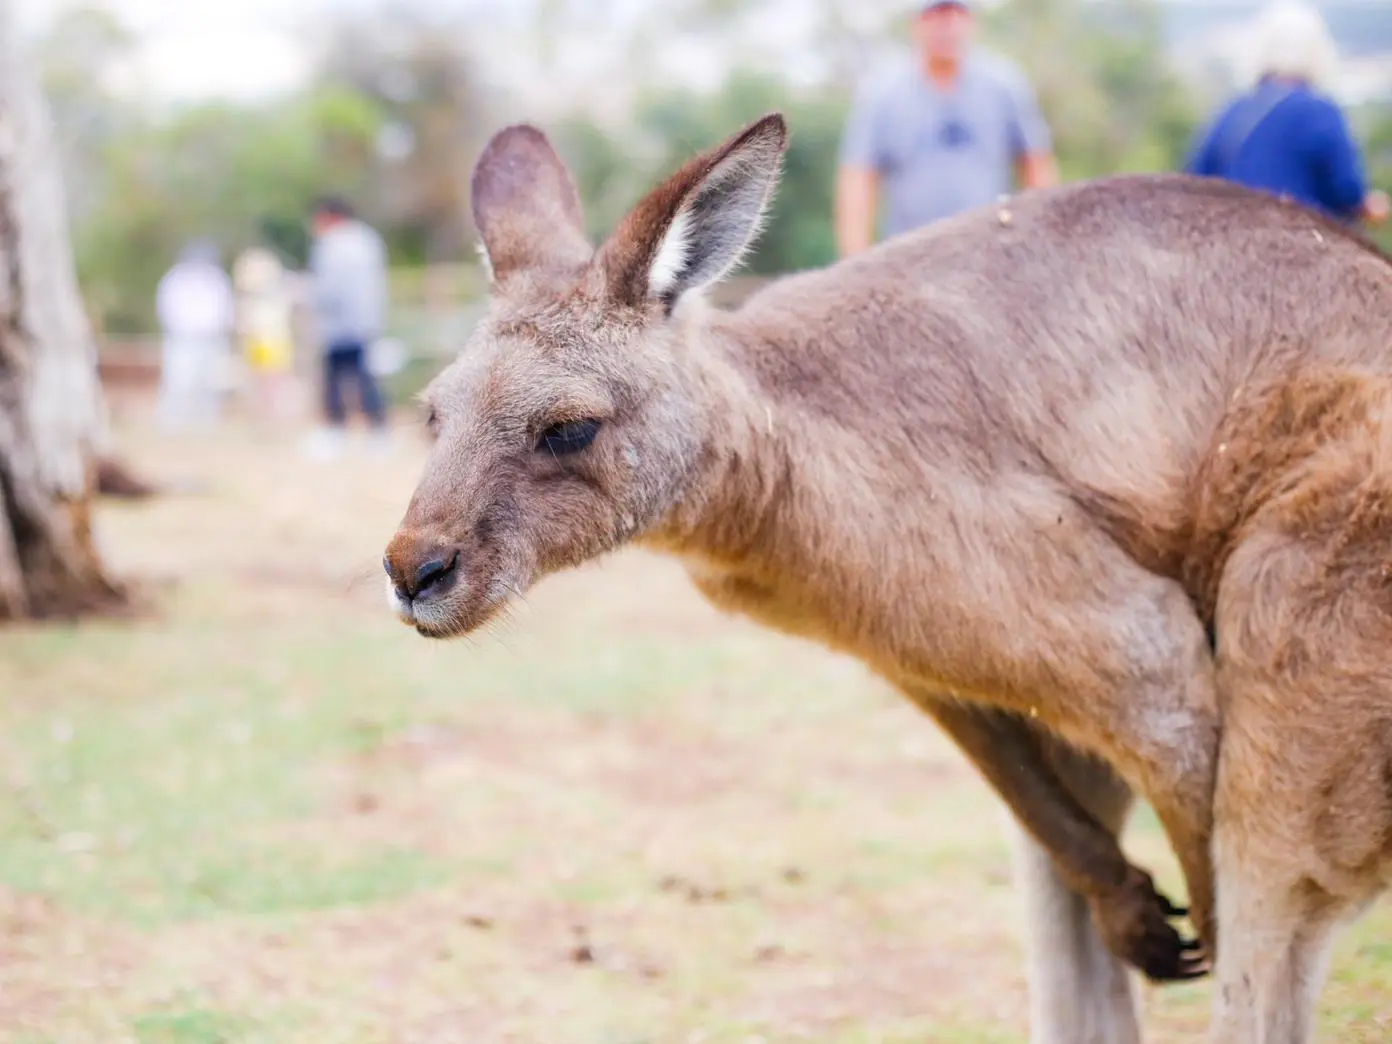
xmin=1104 ymin=885 xmax=1211 ymax=984
xmin=1132 ymin=927 xmax=1211 ymax=983
xmin=1178 ymin=959 xmax=1212 ymax=981
xmin=1145 ymin=957 xmax=1212 ymax=984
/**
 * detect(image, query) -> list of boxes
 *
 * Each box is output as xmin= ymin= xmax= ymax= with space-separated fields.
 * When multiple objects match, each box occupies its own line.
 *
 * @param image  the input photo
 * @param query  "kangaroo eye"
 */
xmin=536 ymin=418 xmax=601 ymax=456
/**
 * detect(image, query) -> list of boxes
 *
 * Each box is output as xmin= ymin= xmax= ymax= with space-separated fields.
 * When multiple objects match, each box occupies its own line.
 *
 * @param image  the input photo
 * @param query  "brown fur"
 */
xmin=386 ymin=114 xmax=1392 ymax=1041
xmin=1200 ymin=371 xmax=1392 ymax=1042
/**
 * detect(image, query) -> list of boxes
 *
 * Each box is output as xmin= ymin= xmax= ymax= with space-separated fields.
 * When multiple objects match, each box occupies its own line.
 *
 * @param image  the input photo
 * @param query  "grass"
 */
xmin=131 ymin=1007 xmax=259 ymax=1044
xmin=1 ymin=413 xmax=1390 ymax=1042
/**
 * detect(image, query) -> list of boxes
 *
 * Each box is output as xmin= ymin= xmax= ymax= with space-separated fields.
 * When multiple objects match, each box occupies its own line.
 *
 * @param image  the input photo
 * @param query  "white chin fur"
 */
xmin=386 ymin=577 xmax=416 ymax=625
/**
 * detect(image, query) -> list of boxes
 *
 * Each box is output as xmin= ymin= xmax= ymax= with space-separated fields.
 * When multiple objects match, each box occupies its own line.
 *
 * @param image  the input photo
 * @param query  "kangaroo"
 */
xmin=384 ymin=113 xmax=1392 ymax=1043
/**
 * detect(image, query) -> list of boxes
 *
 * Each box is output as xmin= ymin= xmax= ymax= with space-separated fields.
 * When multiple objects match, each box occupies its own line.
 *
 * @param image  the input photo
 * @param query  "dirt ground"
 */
xmin=1 ymin=407 xmax=1390 ymax=1044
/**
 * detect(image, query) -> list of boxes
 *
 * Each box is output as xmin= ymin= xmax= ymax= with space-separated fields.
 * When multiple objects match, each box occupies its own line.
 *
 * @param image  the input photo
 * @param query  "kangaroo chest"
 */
xmin=678 ymin=554 xmax=963 ymax=700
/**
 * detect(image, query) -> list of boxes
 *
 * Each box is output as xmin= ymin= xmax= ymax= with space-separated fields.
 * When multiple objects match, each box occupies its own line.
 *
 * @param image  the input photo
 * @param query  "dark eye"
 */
xmin=423 ymin=406 xmax=439 ymax=432
xmin=536 ymin=418 xmax=601 ymax=456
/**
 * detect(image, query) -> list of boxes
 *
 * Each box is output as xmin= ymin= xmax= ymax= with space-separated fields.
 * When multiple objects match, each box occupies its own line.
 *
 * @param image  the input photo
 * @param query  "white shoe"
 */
xmin=302 ymin=428 xmax=346 ymax=461
xmin=363 ymin=429 xmax=393 ymax=458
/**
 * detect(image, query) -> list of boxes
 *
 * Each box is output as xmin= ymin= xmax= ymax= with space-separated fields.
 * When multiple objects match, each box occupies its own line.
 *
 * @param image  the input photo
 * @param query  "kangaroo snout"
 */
xmin=383 ymin=535 xmax=460 ymax=606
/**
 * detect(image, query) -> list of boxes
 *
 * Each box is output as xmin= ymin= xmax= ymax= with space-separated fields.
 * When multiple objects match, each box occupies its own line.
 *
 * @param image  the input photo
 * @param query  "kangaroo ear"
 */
xmin=470 ymin=124 xmax=592 ymax=283
xmin=600 ymin=113 xmax=787 ymax=311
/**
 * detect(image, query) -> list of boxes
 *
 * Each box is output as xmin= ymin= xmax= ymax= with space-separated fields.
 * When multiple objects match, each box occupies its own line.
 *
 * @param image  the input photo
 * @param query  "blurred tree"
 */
xmin=31 ymin=4 xmax=139 ymax=223
xmin=311 ymin=9 xmax=490 ymax=264
xmin=634 ymin=74 xmax=845 ymax=274
xmin=0 ymin=0 xmax=123 ymax=620
xmin=68 ymin=6 xmax=493 ymax=333
xmin=550 ymin=117 xmax=644 ymax=243
xmin=1359 ymin=104 xmax=1392 ymax=254
xmin=548 ymin=0 xmax=1200 ymax=282
xmin=75 ymin=87 xmax=382 ymax=333
xmin=611 ymin=0 xmax=904 ymax=93
xmin=982 ymin=0 xmax=1202 ymax=180
xmin=46 ymin=0 xmax=1225 ymax=341
xmin=553 ymin=73 xmax=846 ymax=275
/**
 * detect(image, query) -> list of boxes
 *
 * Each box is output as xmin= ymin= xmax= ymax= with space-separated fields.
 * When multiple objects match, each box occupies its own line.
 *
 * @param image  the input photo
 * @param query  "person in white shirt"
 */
xmin=154 ymin=239 xmax=234 ymax=430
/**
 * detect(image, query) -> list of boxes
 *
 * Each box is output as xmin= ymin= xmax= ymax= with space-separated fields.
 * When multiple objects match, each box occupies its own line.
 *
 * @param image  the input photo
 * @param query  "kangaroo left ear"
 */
xmin=599 ymin=113 xmax=788 ymax=311
xmin=470 ymin=123 xmax=592 ymax=284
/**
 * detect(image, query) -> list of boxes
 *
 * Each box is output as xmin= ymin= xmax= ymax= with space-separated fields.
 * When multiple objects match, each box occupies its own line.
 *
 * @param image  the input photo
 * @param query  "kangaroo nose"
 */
xmin=385 ymin=543 xmax=460 ymax=602
xmin=412 ymin=554 xmax=457 ymax=595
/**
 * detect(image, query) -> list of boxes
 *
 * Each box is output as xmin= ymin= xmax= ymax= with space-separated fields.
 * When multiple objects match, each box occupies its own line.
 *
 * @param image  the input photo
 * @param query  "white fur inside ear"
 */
xmin=475 ymin=239 xmax=494 ymax=283
xmin=647 ymin=208 xmax=692 ymax=299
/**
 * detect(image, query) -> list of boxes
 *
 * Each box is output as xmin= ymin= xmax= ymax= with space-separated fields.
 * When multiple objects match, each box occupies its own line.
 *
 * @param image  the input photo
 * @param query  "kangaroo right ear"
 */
xmin=470 ymin=124 xmax=592 ymax=284
xmin=600 ymin=113 xmax=787 ymax=312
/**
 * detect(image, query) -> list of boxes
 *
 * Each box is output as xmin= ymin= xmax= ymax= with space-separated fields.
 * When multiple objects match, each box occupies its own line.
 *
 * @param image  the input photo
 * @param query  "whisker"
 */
xmin=486 ymin=625 xmax=520 ymax=656
xmin=343 ymin=563 xmax=385 ymax=594
xmin=495 ymin=600 xmax=527 ymax=632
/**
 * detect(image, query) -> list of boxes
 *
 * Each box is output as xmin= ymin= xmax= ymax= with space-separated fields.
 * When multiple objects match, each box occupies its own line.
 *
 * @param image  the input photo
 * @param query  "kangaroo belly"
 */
xmin=676 ymin=481 xmax=1200 ymax=747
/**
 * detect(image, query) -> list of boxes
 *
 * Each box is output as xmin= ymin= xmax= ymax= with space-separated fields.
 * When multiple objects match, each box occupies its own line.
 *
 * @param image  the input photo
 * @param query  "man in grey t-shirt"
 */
xmin=303 ymin=194 xmax=391 ymax=459
xmin=835 ymin=0 xmax=1057 ymax=255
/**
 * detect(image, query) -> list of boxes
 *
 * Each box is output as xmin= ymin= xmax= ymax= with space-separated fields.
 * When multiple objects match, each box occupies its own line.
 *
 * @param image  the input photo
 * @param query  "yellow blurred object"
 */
xmin=234 ymin=247 xmax=295 ymax=376
xmin=246 ymin=336 xmax=292 ymax=373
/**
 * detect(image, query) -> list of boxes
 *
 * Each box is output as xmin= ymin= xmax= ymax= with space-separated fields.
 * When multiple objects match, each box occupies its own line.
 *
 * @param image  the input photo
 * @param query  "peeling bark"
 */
xmin=0 ymin=5 xmax=123 ymax=621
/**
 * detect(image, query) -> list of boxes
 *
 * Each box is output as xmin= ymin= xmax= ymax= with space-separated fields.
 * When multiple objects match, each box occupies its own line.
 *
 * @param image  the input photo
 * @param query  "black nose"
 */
xmin=414 ymin=552 xmax=457 ymax=596
xmin=393 ymin=550 xmax=459 ymax=601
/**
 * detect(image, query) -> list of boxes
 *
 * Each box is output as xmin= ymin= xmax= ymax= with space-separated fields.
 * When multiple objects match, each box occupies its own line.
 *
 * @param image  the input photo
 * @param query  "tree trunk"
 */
xmin=0 ymin=4 xmax=123 ymax=621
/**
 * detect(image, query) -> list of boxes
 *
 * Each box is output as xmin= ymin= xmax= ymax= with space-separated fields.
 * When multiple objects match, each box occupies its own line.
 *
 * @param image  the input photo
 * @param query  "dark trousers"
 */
xmin=323 ymin=340 xmax=386 ymax=428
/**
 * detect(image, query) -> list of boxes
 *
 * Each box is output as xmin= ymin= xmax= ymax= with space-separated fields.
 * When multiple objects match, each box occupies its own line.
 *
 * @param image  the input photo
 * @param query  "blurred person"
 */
xmin=303 ymin=195 xmax=391 ymax=460
xmin=835 ymin=0 xmax=1057 ymax=256
xmin=233 ymin=246 xmax=298 ymax=428
xmin=1184 ymin=0 xmax=1390 ymax=227
xmin=154 ymin=239 xmax=234 ymax=431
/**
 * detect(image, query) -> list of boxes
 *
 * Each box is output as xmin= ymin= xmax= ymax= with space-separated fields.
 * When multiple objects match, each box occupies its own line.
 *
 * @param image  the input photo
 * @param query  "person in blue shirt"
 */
xmin=835 ymin=0 xmax=1057 ymax=256
xmin=1184 ymin=0 xmax=1388 ymax=228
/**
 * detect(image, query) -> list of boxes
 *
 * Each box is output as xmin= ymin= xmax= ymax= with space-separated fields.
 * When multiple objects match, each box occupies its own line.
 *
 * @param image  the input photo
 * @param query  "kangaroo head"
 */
xmin=383 ymin=113 xmax=787 ymax=637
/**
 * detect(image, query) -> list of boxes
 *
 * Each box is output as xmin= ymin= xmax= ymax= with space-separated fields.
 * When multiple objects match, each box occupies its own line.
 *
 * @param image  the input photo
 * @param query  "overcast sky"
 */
xmin=18 ymin=0 xmax=326 ymax=98
xmin=27 ymin=0 xmax=1374 ymax=106
xmin=15 ymin=0 xmax=923 ymax=103
xmin=15 ymin=0 xmax=551 ymax=100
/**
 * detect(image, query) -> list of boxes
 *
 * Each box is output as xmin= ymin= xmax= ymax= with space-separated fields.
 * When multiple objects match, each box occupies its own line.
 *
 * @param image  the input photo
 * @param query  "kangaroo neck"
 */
xmin=641 ymin=311 xmax=806 ymax=571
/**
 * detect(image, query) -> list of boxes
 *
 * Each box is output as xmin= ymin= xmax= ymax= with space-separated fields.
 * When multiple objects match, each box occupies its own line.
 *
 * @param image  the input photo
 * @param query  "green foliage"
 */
xmin=1357 ymin=104 xmax=1392 ymax=254
xmin=546 ymin=0 xmax=1206 ymax=278
xmin=312 ymin=17 xmax=488 ymax=265
xmin=47 ymin=0 xmax=1354 ymax=338
xmin=132 ymin=1008 xmax=251 ymax=1044
xmin=553 ymin=74 xmax=846 ymax=277
xmin=550 ymin=117 xmax=648 ymax=243
xmin=76 ymin=87 xmax=384 ymax=333
xmin=982 ymin=0 xmax=1204 ymax=180
xmin=637 ymin=74 xmax=846 ymax=275
xmin=34 ymin=7 xmax=136 ymax=194
xmin=55 ymin=7 xmax=493 ymax=334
